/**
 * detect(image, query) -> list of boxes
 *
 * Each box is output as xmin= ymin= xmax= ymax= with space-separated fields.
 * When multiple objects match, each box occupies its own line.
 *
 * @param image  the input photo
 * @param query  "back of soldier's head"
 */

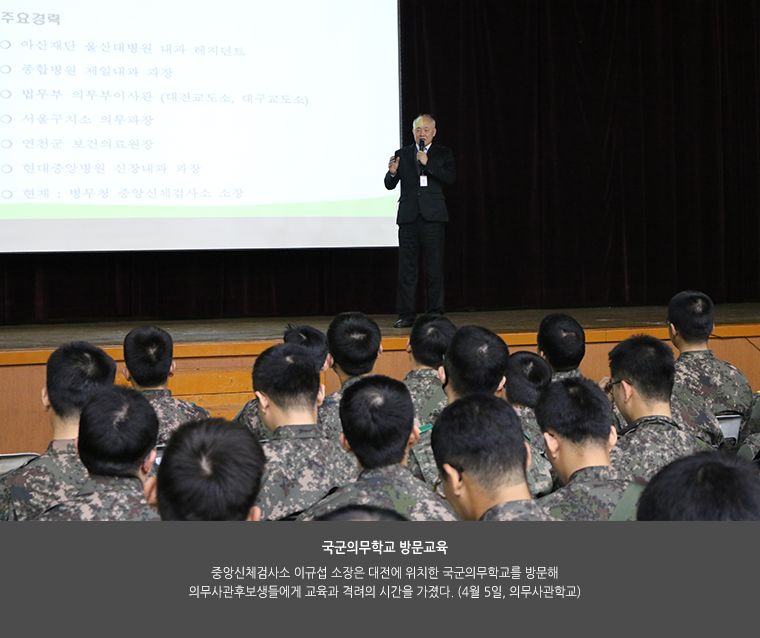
xmin=537 ymin=313 xmax=586 ymax=371
xmin=157 ymin=419 xmax=266 ymax=521
xmin=444 ymin=325 xmax=510 ymax=397
xmin=535 ymin=377 xmax=612 ymax=446
xmin=283 ymin=324 xmax=328 ymax=371
xmin=432 ymin=394 xmax=528 ymax=491
xmin=339 ymin=375 xmax=414 ymax=469
xmin=668 ymin=290 xmax=714 ymax=344
xmin=505 ymin=351 xmax=552 ymax=408
xmin=252 ymin=343 xmax=320 ymax=411
xmin=608 ymin=334 xmax=674 ymax=403
xmin=316 ymin=505 xmax=409 ymax=521
xmin=78 ymin=386 xmax=158 ymax=477
xmin=409 ymin=314 xmax=457 ymax=368
xmin=123 ymin=325 xmax=174 ymax=387
xmin=46 ymin=341 xmax=117 ymax=419
xmin=327 ymin=312 xmax=382 ymax=376
xmin=637 ymin=452 xmax=760 ymax=521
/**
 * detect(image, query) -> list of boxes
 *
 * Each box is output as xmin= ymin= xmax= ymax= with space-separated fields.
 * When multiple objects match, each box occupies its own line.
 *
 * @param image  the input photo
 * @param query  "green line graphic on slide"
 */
xmin=0 ymin=195 xmax=399 ymax=220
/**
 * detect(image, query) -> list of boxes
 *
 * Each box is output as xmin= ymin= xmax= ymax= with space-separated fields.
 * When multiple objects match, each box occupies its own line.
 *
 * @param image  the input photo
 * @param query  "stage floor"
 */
xmin=0 ymin=303 xmax=760 ymax=350
xmin=1 ymin=303 xmax=760 ymax=351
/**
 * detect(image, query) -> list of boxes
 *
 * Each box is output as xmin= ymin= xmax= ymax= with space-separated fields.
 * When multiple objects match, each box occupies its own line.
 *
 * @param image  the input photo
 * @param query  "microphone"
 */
xmin=417 ymin=138 xmax=426 ymax=171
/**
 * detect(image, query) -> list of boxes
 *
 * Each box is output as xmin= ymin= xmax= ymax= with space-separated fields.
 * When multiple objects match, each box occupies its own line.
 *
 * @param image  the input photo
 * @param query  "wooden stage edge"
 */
xmin=2 ymin=304 xmax=760 ymax=454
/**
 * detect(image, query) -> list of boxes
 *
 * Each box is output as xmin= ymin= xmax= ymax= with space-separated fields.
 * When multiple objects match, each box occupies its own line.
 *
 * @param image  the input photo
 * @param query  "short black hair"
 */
xmin=78 ymin=386 xmax=158 ymax=477
xmin=637 ymin=452 xmax=760 ymax=521
xmin=157 ymin=419 xmax=266 ymax=521
xmin=339 ymin=375 xmax=414 ymax=469
xmin=505 ymin=351 xmax=552 ymax=408
xmin=46 ymin=341 xmax=117 ymax=419
xmin=409 ymin=314 xmax=457 ymax=368
xmin=283 ymin=324 xmax=328 ymax=372
xmin=123 ymin=325 xmax=173 ymax=387
xmin=608 ymin=334 xmax=674 ymax=403
xmin=537 ymin=313 xmax=586 ymax=371
xmin=444 ymin=326 xmax=510 ymax=397
xmin=535 ymin=377 xmax=613 ymax=445
xmin=668 ymin=290 xmax=715 ymax=343
xmin=431 ymin=394 xmax=528 ymax=490
xmin=327 ymin=312 xmax=382 ymax=376
xmin=252 ymin=343 xmax=320 ymax=411
xmin=316 ymin=505 xmax=408 ymax=521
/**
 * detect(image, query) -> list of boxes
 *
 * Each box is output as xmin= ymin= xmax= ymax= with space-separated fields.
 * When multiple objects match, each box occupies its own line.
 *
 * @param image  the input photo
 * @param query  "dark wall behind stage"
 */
xmin=3 ymin=0 xmax=760 ymax=325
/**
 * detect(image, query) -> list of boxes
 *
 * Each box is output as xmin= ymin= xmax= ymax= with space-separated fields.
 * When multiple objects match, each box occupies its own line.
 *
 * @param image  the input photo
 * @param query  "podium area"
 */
xmin=2 ymin=304 xmax=759 ymax=454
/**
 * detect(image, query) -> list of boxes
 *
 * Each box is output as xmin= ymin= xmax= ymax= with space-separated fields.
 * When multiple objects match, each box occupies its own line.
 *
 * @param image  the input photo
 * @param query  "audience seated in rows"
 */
xmin=39 ymin=386 xmax=159 ymax=521
xmin=3 ymin=292 xmax=759 ymax=522
xmin=1 ymin=341 xmax=116 ymax=520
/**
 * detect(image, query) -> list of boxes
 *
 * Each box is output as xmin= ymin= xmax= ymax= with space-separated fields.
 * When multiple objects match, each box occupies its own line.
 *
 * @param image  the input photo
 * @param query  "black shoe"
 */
xmin=393 ymin=316 xmax=416 ymax=328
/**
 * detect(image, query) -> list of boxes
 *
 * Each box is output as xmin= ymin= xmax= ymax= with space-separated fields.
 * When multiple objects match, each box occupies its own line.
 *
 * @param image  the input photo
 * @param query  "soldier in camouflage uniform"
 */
xmin=604 ymin=334 xmax=704 ymax=484
xmin=537 ymin=313 xmax=587 ymax=379
xmin=1 ymin=341 xmax=116 ymax=520
xmin=154 ymin=419 xmax=266 ymax=521
xmin=250 ymin=343 xmax=357 ymax=520
xmin=37 ymin=385 xmax=159 ymax=521
xmin=318 ymin=312 xmax=382 ymax=440
xmin=666 ymin=292 xmax=755 ymax=447
xmin=535 ymin=376 xmax=639 ymax=521
xmin=503 ymin=352 xmax=556 ymax=496
xmin=300 ymin=376 xmax=456 ymax=521
xmin=235 ymin=324 xmax=332 ymax=443
xmin=123 ymin=325 xmax=209 ymax=445
xmin=431 ymin=394 xmax=557 ymax=521
xmin=401 ymin=314 xmax=456 ymax=485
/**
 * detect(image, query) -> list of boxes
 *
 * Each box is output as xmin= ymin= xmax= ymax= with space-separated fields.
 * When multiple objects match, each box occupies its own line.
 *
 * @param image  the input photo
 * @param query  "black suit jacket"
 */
xmin=384 ymin=143 xmax=456 ymax=224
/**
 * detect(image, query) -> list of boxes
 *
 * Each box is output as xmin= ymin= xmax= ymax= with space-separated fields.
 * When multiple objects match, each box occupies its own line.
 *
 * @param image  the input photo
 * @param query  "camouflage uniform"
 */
xmin=0 ymin=439 xmax=89 ymax=520
xmin=403 ymin=368 xmax=447 ymax=485
xmin=298 ymin=464 xmax=458 ymax=521
xmin=317 ymin=376 xmax=363 ymax=440
xmin=37 ymin=474 xmax=159 ymax=521
xmin=0 ymin=482 xmax=11 ymax=521
xmin=256 ymin=424 xmax=358 ymax=520
xmin=479 ymin=499 xmax=558 ymax=521
xmin=511 ymin=405 xmax=554 ymax=497
xmin=551 ymin=369 xmax=586 ymax=382
xmin=141 ymin=389 xmax=210 ymax=445
xmin=670 ymin=350 xmax=754 ymax=447
xmin=610 ymin=415 xmax=704 ymax=484
xmin=233 ymin=397 xmax=271 ymax=441
xmin=538 ymin=465 xmax=638 ymax=521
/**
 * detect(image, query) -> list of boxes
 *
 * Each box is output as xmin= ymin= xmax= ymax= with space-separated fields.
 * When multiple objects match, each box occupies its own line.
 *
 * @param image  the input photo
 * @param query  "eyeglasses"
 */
xmin=433 ymin=464 xmax=463 ymax=499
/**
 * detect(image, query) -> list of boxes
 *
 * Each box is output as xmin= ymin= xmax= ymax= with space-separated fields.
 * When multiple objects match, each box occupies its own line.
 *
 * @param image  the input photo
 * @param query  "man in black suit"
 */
xmin=385 ymin=114 xmax=456 ymax=328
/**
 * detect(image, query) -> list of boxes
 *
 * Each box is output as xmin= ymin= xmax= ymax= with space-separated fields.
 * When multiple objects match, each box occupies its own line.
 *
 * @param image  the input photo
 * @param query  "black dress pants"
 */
xmin=397 ymin=214 xmax=445 ymax=317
